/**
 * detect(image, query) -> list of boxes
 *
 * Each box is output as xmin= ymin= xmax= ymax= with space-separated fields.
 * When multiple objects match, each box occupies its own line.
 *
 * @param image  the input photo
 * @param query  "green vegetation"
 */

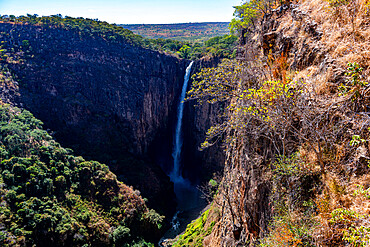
xmin=338 ymin=62 xmax=368 ymax=109
xmin=330 ymin=208 xmax=370 ymax=246
xmin=0 ymin=14 xmax=146 ymax=46
xmin=0 ymin=14 xmax=187 ymax=56
xmin=326 ymin=182 xmax=370 ymax=246
xmin=173 ymin=208 xmax=217 ymax=247
xmin=0 ymin=103 xmax=162 ymax=246
xmin=260 ymin=154 xmax=319 ymax=246
xmin=325 ymin=0 xmax=351 ymax=7
xmin=0 ymin=15 xmax=237 ymax=60
xmin=121 ymin=22 xmax=230 ymax=43
xmin=144 ymin=34 xmax=238 ymax=60
xmin=203 ymin=35 xmax=238 ymax=58
xmin=230 ymin=0 xmax=280 ymax=35
xmin=354 ymin=184 xmax=370 ymax=199
xmin=349 ymin=135 xmax=366 ymax=147
xmin=176 ymin=35 xmax=238 ymax=60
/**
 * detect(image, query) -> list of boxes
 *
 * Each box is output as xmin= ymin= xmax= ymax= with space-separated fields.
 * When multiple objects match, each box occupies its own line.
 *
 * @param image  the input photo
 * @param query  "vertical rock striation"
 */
xmin=200 ymin=3 xmax=331 ymax=245
xmin=182 ymin=57 xmax=225 ymax=183
xmin=0 ymin=22 xmax=188 ymax=216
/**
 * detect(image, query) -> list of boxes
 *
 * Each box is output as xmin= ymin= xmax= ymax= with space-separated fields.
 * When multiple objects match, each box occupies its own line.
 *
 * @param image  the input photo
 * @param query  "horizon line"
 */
xmin=120 ymin=21 xmax=230 ymax=25
xmin=0 ymin=13 xmax=232 ymax=26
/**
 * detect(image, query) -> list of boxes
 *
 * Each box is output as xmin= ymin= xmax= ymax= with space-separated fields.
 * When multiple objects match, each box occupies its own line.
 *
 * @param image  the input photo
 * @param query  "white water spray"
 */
xmin=170 ymin=61 xmax=194 ymax=182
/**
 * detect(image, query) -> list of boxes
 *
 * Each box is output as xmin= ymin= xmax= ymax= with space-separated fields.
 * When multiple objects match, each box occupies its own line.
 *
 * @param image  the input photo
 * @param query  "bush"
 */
xmin=112 ymin=226 xmax=130 ymax=244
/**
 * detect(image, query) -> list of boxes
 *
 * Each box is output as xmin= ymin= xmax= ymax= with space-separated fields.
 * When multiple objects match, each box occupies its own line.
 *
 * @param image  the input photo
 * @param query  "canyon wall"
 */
xmin=0 ymin=22 xmax=188 ymax=215
xmin=204 ymin=3 xmax=334 ymax=246
xmin=182 ymin=57 xmax=225 ymax=183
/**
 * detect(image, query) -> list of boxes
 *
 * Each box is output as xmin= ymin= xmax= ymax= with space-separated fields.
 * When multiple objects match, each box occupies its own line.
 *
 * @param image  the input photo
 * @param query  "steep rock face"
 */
xmin=204 ymin=154 xmax=271 ymax=247
xmin=0 ymin=22 xmax=188 ymax=215
xmin=182 ymin=57 xmax=225 ymax=183
xmin=203 ymin=3 xmax=330 ymax=246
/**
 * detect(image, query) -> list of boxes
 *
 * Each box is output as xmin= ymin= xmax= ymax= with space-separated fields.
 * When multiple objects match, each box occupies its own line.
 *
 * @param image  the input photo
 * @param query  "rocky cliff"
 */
xmin=174 ymin=0 xmax=370 ymax=246
xmin=182 ymin=57 xmax=225 ymax=183
xmin=203 ymin=3 xmax=331 ymax=245
xmin=0 ymin=22 xmax=188 ymax=216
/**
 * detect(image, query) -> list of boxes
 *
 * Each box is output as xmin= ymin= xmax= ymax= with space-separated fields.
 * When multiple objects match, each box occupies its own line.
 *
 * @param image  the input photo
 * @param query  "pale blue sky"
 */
xmin=0 ymin=0 xmax=242 ymax=24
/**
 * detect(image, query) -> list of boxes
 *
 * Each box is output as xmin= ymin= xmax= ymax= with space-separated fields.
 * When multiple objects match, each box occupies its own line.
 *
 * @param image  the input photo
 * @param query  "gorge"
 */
xmin=2 ymin=0 xmax=370 ymax=245
xmin=163 ymin=60 xmax=207 ymax=242
xmin=0 ymin=17 xmax=223 ymax=244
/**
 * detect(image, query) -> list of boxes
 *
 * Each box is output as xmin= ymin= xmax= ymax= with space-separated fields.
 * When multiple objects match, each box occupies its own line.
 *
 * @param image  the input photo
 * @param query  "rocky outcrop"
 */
xmin=204 ymin=155 xmax=271 ymax=247
xmin=260 ymin=4 xmax=326 ymax=70
xmin=0 ymin=22 xmax=188 ymax=216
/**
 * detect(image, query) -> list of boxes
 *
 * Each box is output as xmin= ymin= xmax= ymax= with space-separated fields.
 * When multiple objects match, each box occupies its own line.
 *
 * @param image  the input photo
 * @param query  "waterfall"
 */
xmin=170 ymin=61 xmax=194 ymax=182
xmin=159 ymin=61 xmax=206 ymax=246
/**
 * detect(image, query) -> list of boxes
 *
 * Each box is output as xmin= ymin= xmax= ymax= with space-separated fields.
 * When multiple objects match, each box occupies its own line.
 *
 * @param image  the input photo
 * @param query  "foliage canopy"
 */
xmin=0 ymin=104 xmax=162 ymax=246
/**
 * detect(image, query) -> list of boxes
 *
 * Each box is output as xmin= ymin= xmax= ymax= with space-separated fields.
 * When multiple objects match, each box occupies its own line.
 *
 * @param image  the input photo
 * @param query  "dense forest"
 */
xmin=0 ymin=103 xmax=163 ymax=246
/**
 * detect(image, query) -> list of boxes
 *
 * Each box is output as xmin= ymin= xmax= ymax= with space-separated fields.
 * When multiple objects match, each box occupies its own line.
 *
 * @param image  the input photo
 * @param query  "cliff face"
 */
xmin=195 ymin=1 xmax=370 ymax=246
xmin=1 ymin=23 xmax=187 ymax=155
xmin=0 ymin=22 xmax=188 ymax=215
xmin=204 ymin=4 xmax=327 ymax=245
xmin=192 ymin=2 xmax=344 ymax=246
xmin=182 ymin=57 xmax=225 ymax=183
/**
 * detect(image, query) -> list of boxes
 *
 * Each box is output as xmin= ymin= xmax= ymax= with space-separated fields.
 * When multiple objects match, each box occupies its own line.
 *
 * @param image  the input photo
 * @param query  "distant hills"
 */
xmin=120 ymin=22 xmax=230 ymax=42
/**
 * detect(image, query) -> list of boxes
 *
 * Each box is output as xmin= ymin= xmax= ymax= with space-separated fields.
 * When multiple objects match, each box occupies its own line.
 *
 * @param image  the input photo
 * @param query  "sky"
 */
xmin=0 ymin=0 xmax=242 ymax=24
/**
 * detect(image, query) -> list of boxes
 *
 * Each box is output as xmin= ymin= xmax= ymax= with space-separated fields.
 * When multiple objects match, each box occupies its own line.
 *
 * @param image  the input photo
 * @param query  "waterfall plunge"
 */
xmin=170 ymin=61 xmax=194 ymax=182
xmin=159 ymin=61 xmax=206 ymax=245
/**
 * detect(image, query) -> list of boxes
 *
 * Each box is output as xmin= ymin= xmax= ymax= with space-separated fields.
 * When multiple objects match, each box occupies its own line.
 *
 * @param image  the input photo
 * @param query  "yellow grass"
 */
xmin=300 ymin=0 xmax=370 ymax=70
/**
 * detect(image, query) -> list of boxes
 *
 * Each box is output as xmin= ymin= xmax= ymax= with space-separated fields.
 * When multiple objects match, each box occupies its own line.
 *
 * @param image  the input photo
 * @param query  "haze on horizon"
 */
xmin=0 ymin=0 xmax=242 ymax=24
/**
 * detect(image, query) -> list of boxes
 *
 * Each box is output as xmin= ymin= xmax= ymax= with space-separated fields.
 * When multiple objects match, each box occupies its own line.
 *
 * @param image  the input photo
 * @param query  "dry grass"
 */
xmin=315 ymin=67 xmax=337 ymax=94
xmin=313 ymin=172 xmax=370 ymax=246
xmin=261 ymin=1 xmax=370 ymax=245
xmin=203 ymin=2 xmax=370 ymax=245
xmin=300 ymin=0 xmax=370 ymax=70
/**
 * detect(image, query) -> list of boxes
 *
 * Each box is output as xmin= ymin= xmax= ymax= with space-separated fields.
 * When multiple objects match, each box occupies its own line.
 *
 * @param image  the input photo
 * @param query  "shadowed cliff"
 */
xmin=0 ymin=21 xmax=189 ymax=216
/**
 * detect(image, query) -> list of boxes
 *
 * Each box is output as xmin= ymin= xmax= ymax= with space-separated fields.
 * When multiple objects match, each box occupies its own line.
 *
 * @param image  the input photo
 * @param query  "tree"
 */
xmin=229 ymin=0 xmax=280 ymax=36
xmin=176 ymin=45 xmax=191 ymax=59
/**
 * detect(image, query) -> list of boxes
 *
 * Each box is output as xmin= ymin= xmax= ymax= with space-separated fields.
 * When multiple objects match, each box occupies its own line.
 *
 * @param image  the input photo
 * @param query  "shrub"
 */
xmin=112 ymin=226 xmax=130 ymax=244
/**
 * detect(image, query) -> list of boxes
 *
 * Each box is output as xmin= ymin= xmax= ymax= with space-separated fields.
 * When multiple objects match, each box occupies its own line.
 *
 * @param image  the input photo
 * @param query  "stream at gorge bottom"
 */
xmin=159 ymin=177 xmax=207 ymax=246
